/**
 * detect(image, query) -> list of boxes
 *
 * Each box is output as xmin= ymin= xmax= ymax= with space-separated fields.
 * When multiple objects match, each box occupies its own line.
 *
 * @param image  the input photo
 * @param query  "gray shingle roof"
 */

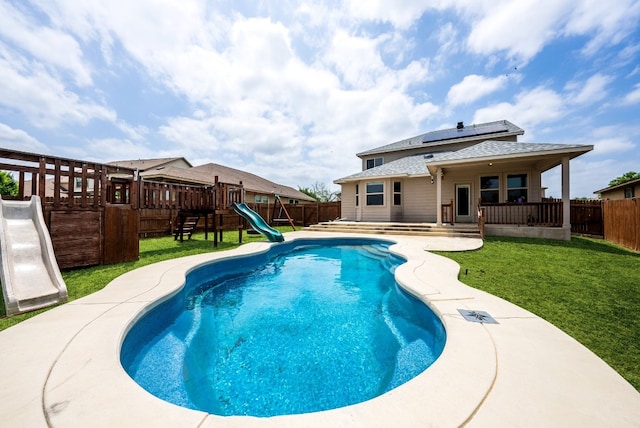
xmin=425 ymin=140 xmax=592 ymax=164
xmin=336 ymin=140 xmax=593 ymax=183
xmin=335 ymin=152 xmax=447 ymax=183
xmin=357 ymin=120 xmax=524 ymax=157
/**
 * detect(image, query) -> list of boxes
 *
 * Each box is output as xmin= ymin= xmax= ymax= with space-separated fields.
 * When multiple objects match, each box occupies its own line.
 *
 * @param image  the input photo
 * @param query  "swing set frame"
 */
xmin=271 ymin=195 xmax=296 ymax=231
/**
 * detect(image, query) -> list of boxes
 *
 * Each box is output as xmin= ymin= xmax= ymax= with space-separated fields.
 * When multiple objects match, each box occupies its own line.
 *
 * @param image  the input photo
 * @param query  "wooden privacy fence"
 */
xmin=139 ymin=201 xmax=342 ymax=236
xmin=603 ymin=198 xmax=639 ymax=252
xmin=248 ymin=201 xmax=341 ymax=228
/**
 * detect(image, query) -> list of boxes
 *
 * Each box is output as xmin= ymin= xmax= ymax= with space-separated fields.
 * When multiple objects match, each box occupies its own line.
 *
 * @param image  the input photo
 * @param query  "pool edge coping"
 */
xmin=1 ymin=231 xmax=639 ymax=427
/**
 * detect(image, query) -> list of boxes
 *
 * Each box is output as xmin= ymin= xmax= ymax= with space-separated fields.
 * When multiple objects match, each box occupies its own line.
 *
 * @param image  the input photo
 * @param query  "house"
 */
xmin=335 ymin=120 xmax=593 ymax=240
xmin=109 ymin=158 xmax=316 ymax=204
xmin=594 ymin=177 xmax=640 ymax=200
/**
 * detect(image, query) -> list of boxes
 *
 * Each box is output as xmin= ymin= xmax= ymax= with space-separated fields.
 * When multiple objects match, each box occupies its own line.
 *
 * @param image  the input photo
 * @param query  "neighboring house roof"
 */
xmin=594 ymin=177 xmax=640 ymax=195
xmin=108 ymin=157 xmax=192 ymax=171
xmin=191 ymin=163 xmax=316 ymax=202
xmin=335 ymin=141 xmax=593 ymax=183
xmin=138 ymin=161 xmax=315 ymax=202
xmin=140 ymin=165 xmax=212 ymax=185
xmin=357 ymin=120 xmax=524 ymax=157
xmin=22 ymin=178 xmax=70 ymax=198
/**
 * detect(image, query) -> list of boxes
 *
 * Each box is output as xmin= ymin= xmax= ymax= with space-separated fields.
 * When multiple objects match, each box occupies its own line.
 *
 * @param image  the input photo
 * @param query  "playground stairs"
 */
xmin=304 ymin=221 xmax=481 ymax=239
xmin=173 ymin=214 xmax=200 ymax=240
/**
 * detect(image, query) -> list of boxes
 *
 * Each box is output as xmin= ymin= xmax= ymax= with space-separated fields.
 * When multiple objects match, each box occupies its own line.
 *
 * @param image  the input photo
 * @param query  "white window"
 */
xmin=366 ymin=182 xmax=384 ymax=206
xmin=480 ymin=176 xmax=499 ymax=203
xmin=507 ymin=174 xmax=528 ymax=203
xmin=355 ymin=184 xmax=359 ymax=206
xmin=366 ymin=157 xmax=383 ymax=170
xmin=393 ymin=181 xmax=401 ymax=206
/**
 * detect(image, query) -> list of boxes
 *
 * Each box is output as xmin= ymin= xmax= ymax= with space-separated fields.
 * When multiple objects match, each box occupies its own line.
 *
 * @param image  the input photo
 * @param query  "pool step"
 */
xmin=305 ymin=221 xmax=481 ymax=239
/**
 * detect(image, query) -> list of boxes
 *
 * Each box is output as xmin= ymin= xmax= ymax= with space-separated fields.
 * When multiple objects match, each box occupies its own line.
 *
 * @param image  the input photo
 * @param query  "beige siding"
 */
xmin=360 ymin=178 xmax=391 ymax=222
xmin=340 ymin=183 xmax=357 ymax=220
xmin=601 ymin=183 xmax=639 ymax=200
xmin=403 ymin=178 xmax=436 ymax=222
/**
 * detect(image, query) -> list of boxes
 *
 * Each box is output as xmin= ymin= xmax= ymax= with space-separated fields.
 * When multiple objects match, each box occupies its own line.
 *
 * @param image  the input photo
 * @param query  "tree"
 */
xmin=0 ymin=171 xmax=18 ymax=197
xmin=298 ymin=182 xmax=338 ymax=202
xmin=608 ymin=171 xmax=640 ymax=187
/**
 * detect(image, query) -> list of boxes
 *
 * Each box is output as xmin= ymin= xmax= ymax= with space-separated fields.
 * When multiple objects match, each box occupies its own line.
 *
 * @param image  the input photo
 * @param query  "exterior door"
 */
xmin=455 ymin=184 xmax=472 ymax=223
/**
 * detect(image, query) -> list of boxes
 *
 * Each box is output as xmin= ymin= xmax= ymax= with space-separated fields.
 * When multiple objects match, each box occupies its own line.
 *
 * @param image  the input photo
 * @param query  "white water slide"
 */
xmin=0 ymin=196 xmax=67 ymax=316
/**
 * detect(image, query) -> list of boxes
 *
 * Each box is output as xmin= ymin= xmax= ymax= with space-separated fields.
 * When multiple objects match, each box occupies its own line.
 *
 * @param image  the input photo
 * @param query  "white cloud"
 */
xmin=78 ymin=138 xmax=159 ymax=163
xmin=324 ymin=30 xmax=387 ymax=89
xmin=0 ymin=51 xmax=115 ymax=128
xmin=466 ymin=0 xmax=571 ymax=62
xmin=623 ymin=83 xmax=640 ymax=105
xmin=0 ymin=123 xmax=48 ymax=153
xmin=473 ymin=86 xmax=566 ymax=131
xmin=458 ymin=0 xmax=640 ymax=63
xmin=564 ymin=0 xmax=640 ymax=56
xmin=591 ymin=137 xmax=636 ymax=154
xmin=346 ymin=0 xmax=434 ymax=29
xmin=447 ymin=74 xmax=507 ymax=107
xmin=564 ymin=73 xmax=613 ymax=105
xmin=586 ymin=126 xmax=637 ymax=154
xmin=0 ymin=2 xmax=92 ymax=86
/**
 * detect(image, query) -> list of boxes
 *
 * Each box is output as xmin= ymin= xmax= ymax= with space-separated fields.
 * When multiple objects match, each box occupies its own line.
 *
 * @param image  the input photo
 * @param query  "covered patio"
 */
xmin=427 ymin=141 xmax=593 ymax=240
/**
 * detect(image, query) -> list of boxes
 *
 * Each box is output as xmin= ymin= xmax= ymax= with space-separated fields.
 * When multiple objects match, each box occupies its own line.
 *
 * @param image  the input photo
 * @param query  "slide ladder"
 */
xmin=0 ymin=196 xmax=68 ymax=316
xmin=232 ymin=203 xmax=284 ymax=242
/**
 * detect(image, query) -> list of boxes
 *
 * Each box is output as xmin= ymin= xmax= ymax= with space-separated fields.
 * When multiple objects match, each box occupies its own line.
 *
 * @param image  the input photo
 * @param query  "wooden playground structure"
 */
xmin=0 ymin=148 xmax=266 ymax=269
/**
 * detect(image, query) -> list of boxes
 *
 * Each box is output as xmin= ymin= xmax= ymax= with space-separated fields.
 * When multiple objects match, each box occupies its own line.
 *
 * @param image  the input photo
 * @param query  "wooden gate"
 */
xmin=570 ymin=200 xmax=603 ymax=236
xmin=104 ymin=204 xmax=139 ymax=265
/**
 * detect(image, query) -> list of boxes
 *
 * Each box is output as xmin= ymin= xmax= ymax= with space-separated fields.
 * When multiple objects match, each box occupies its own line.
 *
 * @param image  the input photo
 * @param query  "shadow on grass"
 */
xmin=483 ymin=235 xmax=639 ymax=257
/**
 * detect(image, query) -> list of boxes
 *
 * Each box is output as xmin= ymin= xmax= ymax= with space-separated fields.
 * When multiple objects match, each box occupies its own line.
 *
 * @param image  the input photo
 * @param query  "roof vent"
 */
xmin=457 ymin=121 xmax=464 ymax=130
xmin=424 ymin=154 xmax=433 ymax=159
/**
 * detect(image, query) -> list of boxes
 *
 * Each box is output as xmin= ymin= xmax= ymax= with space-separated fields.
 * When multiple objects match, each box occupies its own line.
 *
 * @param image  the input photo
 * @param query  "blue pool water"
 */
xmin=121 ymin=238 xmax=446 ymax=417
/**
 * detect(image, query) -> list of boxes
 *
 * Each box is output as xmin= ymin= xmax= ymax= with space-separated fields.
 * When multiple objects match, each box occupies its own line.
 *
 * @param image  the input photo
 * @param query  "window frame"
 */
xmin=507 ymin=173 xmax=528 ymax=203
xmin=365 ymin=181 xmax=385 ymax=206
xmin=624 ymin=186 xmax=635 ymax=199
xmin=366 ymin=157 xmax=384 ymax=170
xmin=480 ymin=175 xmax=500 ymax=204
xmin=393 ymin=181 xmax=401 ymax=206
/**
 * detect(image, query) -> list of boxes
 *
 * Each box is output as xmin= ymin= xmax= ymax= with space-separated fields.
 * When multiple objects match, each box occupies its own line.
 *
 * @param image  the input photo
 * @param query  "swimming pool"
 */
xmin=121 ymin=238 xmax=446 ymax=417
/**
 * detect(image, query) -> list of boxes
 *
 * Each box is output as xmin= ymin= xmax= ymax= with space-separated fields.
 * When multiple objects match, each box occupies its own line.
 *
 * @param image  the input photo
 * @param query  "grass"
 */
xmin=434 ymin=236 xmax=640 ymax=391
xmin=1 ymin=231 xmax=638 ymax=392
xmin=0 ymin=229 xmax=279 ymax=330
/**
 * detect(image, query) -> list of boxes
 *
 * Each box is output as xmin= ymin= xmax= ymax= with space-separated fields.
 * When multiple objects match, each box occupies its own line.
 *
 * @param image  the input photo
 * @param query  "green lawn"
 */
xmin=435 ymin=236 xmax=640 ymax=391
xmin=1 ymin=232 xmax=638 ymax=392
xmin=0 ymin=229 xmax=276 ymax=330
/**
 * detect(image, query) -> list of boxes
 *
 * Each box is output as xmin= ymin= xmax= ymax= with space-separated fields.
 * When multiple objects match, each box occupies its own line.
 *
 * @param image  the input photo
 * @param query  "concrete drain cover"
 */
xmin=457 ymin=309 xmax=499 ymax=324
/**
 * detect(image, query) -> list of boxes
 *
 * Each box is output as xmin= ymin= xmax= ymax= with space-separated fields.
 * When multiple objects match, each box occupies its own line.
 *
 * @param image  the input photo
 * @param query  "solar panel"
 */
xmin=422 ymin=122 xmax=509 ymax=144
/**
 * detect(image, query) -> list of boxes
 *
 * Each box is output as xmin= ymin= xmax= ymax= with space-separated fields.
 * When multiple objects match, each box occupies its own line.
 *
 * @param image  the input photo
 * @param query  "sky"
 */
xmin=1 ymin=0 xmax=639 ymax=198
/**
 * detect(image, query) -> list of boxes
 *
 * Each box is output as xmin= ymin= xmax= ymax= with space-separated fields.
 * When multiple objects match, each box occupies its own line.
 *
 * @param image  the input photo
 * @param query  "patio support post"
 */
xmin=562 ymin=156 xmax=570 ymax=229
xmin=436 ymin=167 xmax=443 ymax=226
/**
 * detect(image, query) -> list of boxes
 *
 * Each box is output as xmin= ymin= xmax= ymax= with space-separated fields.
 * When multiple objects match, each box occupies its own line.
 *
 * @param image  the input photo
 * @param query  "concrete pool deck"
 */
xmin=1 ymin=231 xmax=639 ymax=427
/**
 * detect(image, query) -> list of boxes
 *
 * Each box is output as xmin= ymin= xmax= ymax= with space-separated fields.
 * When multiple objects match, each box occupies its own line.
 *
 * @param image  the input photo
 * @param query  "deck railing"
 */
xmin=480 ymin=201 xmax=563 ymax=227
xmin=0 ymin=148 xmax=137 ymax=209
